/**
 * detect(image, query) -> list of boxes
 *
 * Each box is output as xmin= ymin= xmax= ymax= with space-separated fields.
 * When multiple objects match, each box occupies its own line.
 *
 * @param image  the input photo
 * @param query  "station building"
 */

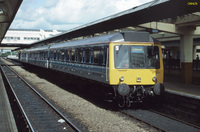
xmin=1 ymin=29 xmax=65 ymax=50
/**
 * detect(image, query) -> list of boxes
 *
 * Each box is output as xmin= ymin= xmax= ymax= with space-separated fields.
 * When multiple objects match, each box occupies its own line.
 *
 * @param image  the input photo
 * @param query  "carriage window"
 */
xmin=68 ymin=50 xmax=71 ymax=62
xmin=76 ymin=49 xmax=82 ymax=63
xmin=39 ymin=52 xmax=43 ymax=60
xmin=50 ymin=51 xmax=54 ymax=60
xmin=61 ymin=51 xmax=65 ymax=61
xmin=64 ymin=50 xmax=68 ymax=62
xmin=55 ymin=51 xmax=58 ymax=61
xmin=71 ymin=49 xmax=75 ymax=62
xmin=54 ymin=51 xmax=57 ymax=60
xmin=37 ymin=52 xmax=39 ymax=60
xmin=93 ymin=48 xmax=103 ymax=66
xmin=84 ymin=49 xmax=90 ymax=63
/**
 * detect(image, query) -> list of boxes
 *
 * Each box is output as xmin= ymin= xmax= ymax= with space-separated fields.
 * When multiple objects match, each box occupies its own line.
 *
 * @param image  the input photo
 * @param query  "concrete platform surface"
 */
xmin=0 ymin=72 xmax=18 ymax=132
xmin=164 ymin=69 xmax=200 ymax=100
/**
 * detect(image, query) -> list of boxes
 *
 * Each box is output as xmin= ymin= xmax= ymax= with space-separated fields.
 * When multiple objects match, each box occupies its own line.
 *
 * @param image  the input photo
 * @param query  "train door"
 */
xmin=106 ymin=46 xmax=109 ymax=82
xmin=18 ymin=52 xmax=21 ymax=60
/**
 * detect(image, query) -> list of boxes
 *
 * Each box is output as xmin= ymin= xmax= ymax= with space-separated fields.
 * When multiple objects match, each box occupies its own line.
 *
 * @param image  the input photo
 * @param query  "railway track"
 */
xmin=0 ymin=61 xmax=81 ymax=132
xmin=2 ymin=58 xmax=200 ymax=132
xmin=120 ymin=106 xmax=200 ymax=132
xmin=149 ymin=108 xmax=200 ymax=130
xmin=120 ymin=109 xmax=165 ymax=132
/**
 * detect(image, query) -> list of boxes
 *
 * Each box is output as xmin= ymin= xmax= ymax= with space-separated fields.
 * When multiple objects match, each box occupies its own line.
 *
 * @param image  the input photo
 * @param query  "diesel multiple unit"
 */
xmin=20 ymin=31 xmax=164 ymax=107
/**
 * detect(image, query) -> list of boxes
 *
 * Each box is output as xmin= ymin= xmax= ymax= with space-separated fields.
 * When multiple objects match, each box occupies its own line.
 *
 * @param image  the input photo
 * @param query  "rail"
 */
xmin=0 ymin=62 xmax=81 ymax=132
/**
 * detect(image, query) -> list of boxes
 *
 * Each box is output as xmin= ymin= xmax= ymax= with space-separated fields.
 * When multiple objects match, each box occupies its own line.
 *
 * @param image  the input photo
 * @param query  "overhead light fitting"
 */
xmin=0 ymin=9 xmax=3 ymax=14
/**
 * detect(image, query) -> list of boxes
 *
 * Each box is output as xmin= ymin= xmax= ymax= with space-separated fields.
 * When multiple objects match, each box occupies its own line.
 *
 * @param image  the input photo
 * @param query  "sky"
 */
xmin=10 ymin=0 xmax=153 ymax=30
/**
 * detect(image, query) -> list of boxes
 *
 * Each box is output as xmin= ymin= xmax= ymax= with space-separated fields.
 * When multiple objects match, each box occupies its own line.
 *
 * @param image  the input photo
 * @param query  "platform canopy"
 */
xmin=0 ymin=0 xmax=22 ymax=44
xmin=19 ymin=0 xmax=199 ymax=49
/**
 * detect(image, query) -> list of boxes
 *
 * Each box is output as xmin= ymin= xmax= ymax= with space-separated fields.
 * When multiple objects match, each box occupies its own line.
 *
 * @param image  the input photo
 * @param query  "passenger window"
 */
xmin=67 ymin=50 xmax=70 ymax=62
xmin=58 ymin=51 xmax=62 ymax=61
xmin=43 ymin=51 xmax=46 ymax=60
xmin=61 ymin=51 xmax=65 ymax=62
xmin=71 ymin=49 xmax=75 ymax=62
xmin=39 ymin=52 xmax=42 ymax=60
xmin=93 ymin=48 xmax=103 ymax=66
xmin=54 ymin=51 xmax=57 ymax=60
xmin=83 ymin=49 xmax=90 ymax=64
xmin=56 ymin=51 xmax=58 ymax=61
xmin=50 ymin=51 xmax=54 ymax=60
xmin=57 ymin=51 xmax=59 ymax=61
xmin=76 ymin=49 xmax=83 ymax=63
xmin=64 ymin=49 xmax=68 ymax=62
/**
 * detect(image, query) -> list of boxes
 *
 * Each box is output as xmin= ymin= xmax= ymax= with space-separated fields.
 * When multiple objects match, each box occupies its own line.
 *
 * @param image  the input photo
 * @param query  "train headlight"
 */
xmin=120 ymin=76 xmax=125 ymax=82
xmin=137 ymin=77 xmax=141 ymax=82
xmin=152 ymin=77 xmax=157 ymax=82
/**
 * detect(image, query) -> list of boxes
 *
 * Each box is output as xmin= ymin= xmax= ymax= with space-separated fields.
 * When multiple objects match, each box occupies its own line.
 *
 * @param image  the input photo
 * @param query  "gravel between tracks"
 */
xmin=3 ymin=59 xmax=156 ymax=132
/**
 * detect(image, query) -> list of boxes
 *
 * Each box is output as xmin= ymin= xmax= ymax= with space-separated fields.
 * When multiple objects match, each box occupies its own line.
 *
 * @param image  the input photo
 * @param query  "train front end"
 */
xmin=109 ymin=42 xmax=164 ymax=107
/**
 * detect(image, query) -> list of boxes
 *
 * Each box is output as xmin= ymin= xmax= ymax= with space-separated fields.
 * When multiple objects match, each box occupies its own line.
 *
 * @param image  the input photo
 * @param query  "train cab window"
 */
xmin=114 ymin=45 xmax=160 ymax=69
xmin=115 ymin=45 xmax=129 ymax=68
xmin=146 ymin=46 xmax=160 ymax=69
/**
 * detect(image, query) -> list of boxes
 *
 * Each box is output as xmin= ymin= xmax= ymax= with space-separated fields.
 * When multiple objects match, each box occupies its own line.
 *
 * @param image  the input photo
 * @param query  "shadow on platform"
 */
xmin=164 ymin=69 xmax=200 ymax=98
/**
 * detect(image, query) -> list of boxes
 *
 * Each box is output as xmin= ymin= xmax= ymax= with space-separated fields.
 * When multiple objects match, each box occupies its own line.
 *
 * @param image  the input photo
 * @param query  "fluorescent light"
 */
xmin=0 ymin=9 xmax=3 ymax=14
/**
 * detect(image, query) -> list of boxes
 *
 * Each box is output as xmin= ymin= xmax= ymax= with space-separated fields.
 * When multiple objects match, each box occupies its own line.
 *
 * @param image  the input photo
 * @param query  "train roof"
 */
xmin=23 ymin=45 xmax=50 ymax=52
xmin=22 ymin=31 xmax=158 ymax=52
xmin=49 ymin=31 xmax=158 ymax=49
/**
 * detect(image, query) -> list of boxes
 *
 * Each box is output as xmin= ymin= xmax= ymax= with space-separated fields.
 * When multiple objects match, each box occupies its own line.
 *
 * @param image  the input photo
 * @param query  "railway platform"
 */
xmin=0 ymin=72 xmax=18 ymax=132
xmin=164 ymin=69 xmax=200 ymax=99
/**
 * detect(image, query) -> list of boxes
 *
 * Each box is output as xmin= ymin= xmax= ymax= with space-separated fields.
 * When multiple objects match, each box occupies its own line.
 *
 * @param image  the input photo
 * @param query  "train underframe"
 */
xmin=110 ymin=83 xmax=164 ymax=108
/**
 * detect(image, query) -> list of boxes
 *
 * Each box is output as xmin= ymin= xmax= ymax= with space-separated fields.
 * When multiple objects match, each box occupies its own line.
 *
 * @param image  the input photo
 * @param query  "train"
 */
xmin=20 ymin=31 xmax=164 ymax=107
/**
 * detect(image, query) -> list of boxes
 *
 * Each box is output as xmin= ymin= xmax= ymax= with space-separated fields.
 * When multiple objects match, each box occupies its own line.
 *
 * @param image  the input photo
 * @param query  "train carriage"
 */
xmin=21 ymin=46 xmax=50 ymax=68
xmin=20 ymin=31 xmax=164 ymax=107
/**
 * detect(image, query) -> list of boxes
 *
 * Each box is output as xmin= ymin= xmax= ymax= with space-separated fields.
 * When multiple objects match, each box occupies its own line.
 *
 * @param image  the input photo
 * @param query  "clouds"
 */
xmin=10 ymin=0 xmax=152 ymax=30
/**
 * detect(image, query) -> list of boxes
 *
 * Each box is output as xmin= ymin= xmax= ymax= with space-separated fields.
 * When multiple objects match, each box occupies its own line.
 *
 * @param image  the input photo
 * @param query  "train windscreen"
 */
xmin=114 ymin=45 xmax=160 ymax=69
